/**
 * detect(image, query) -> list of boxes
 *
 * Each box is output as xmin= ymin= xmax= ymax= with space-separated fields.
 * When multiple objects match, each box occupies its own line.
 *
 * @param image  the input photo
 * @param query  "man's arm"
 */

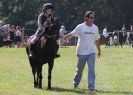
xmin=63 ymin=25 xmax=80 ymax=40
xmin=63 ymin=33 xmax=73 ymax=40
xmin=95 ymin=39 xmax=101 ymax=58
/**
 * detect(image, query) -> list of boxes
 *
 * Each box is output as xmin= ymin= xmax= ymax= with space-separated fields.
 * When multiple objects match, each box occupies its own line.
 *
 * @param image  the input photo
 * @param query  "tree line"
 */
xmin=0 ymin=0 xmax=133 ymax=32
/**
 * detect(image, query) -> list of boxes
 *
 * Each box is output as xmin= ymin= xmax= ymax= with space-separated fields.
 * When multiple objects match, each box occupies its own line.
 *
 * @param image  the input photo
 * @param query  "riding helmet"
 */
xmin=43 ymin=3 xmax=54 ymax=11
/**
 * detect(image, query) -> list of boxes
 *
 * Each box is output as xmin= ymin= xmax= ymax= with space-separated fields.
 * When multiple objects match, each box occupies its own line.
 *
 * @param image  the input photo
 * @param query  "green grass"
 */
xmin=0 ymin=46 xmax=133 ymax=95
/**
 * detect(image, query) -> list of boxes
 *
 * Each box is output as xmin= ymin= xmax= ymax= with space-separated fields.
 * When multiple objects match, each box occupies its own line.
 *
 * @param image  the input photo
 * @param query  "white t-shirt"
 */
xmin=71 ymin=23 xmax=100 ymax=55
xmin=59 ymin=28 xmax=66 ymax=36
xmin=103 ymin=28 xmax=109 ymax=37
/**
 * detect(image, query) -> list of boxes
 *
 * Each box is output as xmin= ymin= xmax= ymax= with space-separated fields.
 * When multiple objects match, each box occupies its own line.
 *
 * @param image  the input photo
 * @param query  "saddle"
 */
xmin=27 ymin=35 xmax=47 ymax=58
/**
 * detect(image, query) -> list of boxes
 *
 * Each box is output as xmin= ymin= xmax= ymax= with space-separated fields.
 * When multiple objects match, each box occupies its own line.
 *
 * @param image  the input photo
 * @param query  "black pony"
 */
xmin=26 ymin=17 xmax=60 ymax=89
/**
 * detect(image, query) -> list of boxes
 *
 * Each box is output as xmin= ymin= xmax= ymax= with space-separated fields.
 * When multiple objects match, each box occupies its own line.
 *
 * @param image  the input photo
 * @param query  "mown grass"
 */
xmin=0 ymin=46 xmax=133 ymax=95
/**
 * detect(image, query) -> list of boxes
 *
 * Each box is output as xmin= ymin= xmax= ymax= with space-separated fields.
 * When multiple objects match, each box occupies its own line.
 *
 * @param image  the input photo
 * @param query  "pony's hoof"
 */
xmin=38 ymin=86 xmax=42 ymax=89
xmin=47 ymin=87 xmax=52 ymax=90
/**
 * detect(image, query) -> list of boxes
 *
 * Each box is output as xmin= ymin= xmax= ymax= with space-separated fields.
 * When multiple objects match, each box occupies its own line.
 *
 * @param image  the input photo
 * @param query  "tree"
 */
xmin=0 ymin=0 xmax=43 ymax=28
xmin=0 ymin=0 xmax=133 ymax=31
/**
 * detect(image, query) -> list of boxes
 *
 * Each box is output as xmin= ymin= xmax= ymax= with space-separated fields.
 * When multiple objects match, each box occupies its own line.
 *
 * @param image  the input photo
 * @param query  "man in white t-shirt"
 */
xmin=64 ymin=11 xmax=101 ymax=93
xmin=102 ymin=26 xmax=109 ymax=47
xmin=122 ymin=24 xmax=126 ymax=32
xmin=59 ymin=25 xmax=67 ymax=47
xmin=103 ymin=26 xmax=109 ymax=38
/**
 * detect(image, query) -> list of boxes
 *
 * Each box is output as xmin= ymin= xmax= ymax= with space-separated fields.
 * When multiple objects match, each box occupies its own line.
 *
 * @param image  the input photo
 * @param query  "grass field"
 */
xmin=0 ymin=46 xmax=133 ymax=95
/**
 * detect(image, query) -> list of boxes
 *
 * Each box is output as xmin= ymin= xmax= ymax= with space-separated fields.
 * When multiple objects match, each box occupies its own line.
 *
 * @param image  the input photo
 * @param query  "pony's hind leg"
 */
xmin=33 ymin=71 xmax=38 ymax=88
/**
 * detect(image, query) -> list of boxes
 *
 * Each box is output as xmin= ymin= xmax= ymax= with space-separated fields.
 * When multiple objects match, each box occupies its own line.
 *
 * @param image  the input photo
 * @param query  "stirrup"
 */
xmin=29 ymin=53 xmax=32 ymax=57
xmin=29 ymin=52 xmax=34 ymax=58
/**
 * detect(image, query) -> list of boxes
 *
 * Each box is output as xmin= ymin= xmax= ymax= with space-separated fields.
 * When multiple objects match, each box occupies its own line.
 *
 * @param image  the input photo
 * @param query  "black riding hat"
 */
xmin=43 ymin=3 xmax=54 ymax=11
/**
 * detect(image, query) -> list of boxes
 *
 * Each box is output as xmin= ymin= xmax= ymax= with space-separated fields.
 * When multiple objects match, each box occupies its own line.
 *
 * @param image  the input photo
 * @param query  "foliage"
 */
xmin=0 ymin=0 xmax=133 ymax=31
xmin=0 ymin=0 xmax=43 ymax=28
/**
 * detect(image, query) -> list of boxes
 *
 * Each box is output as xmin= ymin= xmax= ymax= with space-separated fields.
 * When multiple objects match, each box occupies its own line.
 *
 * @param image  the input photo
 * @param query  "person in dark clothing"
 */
xmin=9 ymin=25 xmax=16 ymax=47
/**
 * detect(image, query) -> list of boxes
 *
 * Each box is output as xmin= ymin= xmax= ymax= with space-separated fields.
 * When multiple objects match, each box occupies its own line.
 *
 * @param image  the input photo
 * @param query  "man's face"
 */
xmin=46 ymin=9 xmax=53 ymax=16
xmin=86 ymin=14 xmax=94 ymax=24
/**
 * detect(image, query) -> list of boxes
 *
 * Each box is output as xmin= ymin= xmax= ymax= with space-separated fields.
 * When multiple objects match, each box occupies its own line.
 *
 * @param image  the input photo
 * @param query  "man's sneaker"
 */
xmin=89 ymin=89 xmax=96 ymax=95
xmin=89 ymin=91 xmax=94 ymax=95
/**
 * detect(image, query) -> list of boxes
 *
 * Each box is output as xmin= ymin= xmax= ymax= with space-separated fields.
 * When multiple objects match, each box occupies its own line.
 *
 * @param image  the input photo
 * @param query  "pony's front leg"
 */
xmin=47 ymin=60 xmax=54 ymax=89
xmin=37 ymin=66 xmax=43 ymax=89
xmin=29 ymin=58 xmax=38 ymax=88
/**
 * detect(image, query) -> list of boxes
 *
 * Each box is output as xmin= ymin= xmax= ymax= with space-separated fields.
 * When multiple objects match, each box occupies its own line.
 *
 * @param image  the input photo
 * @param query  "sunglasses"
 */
xmin=89 ymin=17 xmax=94 ymax=19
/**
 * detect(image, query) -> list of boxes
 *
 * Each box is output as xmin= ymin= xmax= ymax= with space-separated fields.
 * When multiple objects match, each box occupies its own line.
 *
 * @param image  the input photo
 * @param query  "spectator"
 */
xmin=14 ymin=26 xmax=22 ymax=48
xmin=0 ymin=21 xmax=3 ymax=28
xmin=102 ymin=26 xmax=109 ymax=38
xmin=0 ymin=21 xmax=4 ymax=36
xmin=59 ymin=25 xmax=67 ymax=47
xmin=113 ymin=35 xmax=119 ymax=47
xmin=122 ymin=24 xmax=126 ymax=34
xmin=0 ymin=21 xmax=4 ymax=47
xmin=9 ymin=25 xmax=16 ymax=47
xmin=103 ymin=26 xmax=110 ymax=47
xmin=130 ymin=25 xmax=133 ymax=32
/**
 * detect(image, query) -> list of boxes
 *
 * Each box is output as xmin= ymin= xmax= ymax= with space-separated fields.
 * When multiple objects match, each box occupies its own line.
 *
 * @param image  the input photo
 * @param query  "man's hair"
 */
xmin=84 ymin=11 xmax=94 ymax=18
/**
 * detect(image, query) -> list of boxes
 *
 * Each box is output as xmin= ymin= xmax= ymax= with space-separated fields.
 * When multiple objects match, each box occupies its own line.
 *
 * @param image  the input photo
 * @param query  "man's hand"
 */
xmin=97 ymin=51 xmax=101 ymax=58
xmin=95 ymin=39 xmax=101 ymax=58
xmin=63 ymin=33 xmax=73 ymax=41
xmin=63 ymin=35 xmax=67 ymax=41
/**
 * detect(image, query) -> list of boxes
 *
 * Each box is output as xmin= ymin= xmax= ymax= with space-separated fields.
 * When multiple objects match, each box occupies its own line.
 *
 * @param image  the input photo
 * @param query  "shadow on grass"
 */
xmin=76 ymin=88 xmax=133 ymax=95
xmin=44 ymin=87 xmax=85 ymax=94
xmin=41 ymin=87 xmax=133 ymax=95
xmin=96 ymin=90 xmax=133 ymax=95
